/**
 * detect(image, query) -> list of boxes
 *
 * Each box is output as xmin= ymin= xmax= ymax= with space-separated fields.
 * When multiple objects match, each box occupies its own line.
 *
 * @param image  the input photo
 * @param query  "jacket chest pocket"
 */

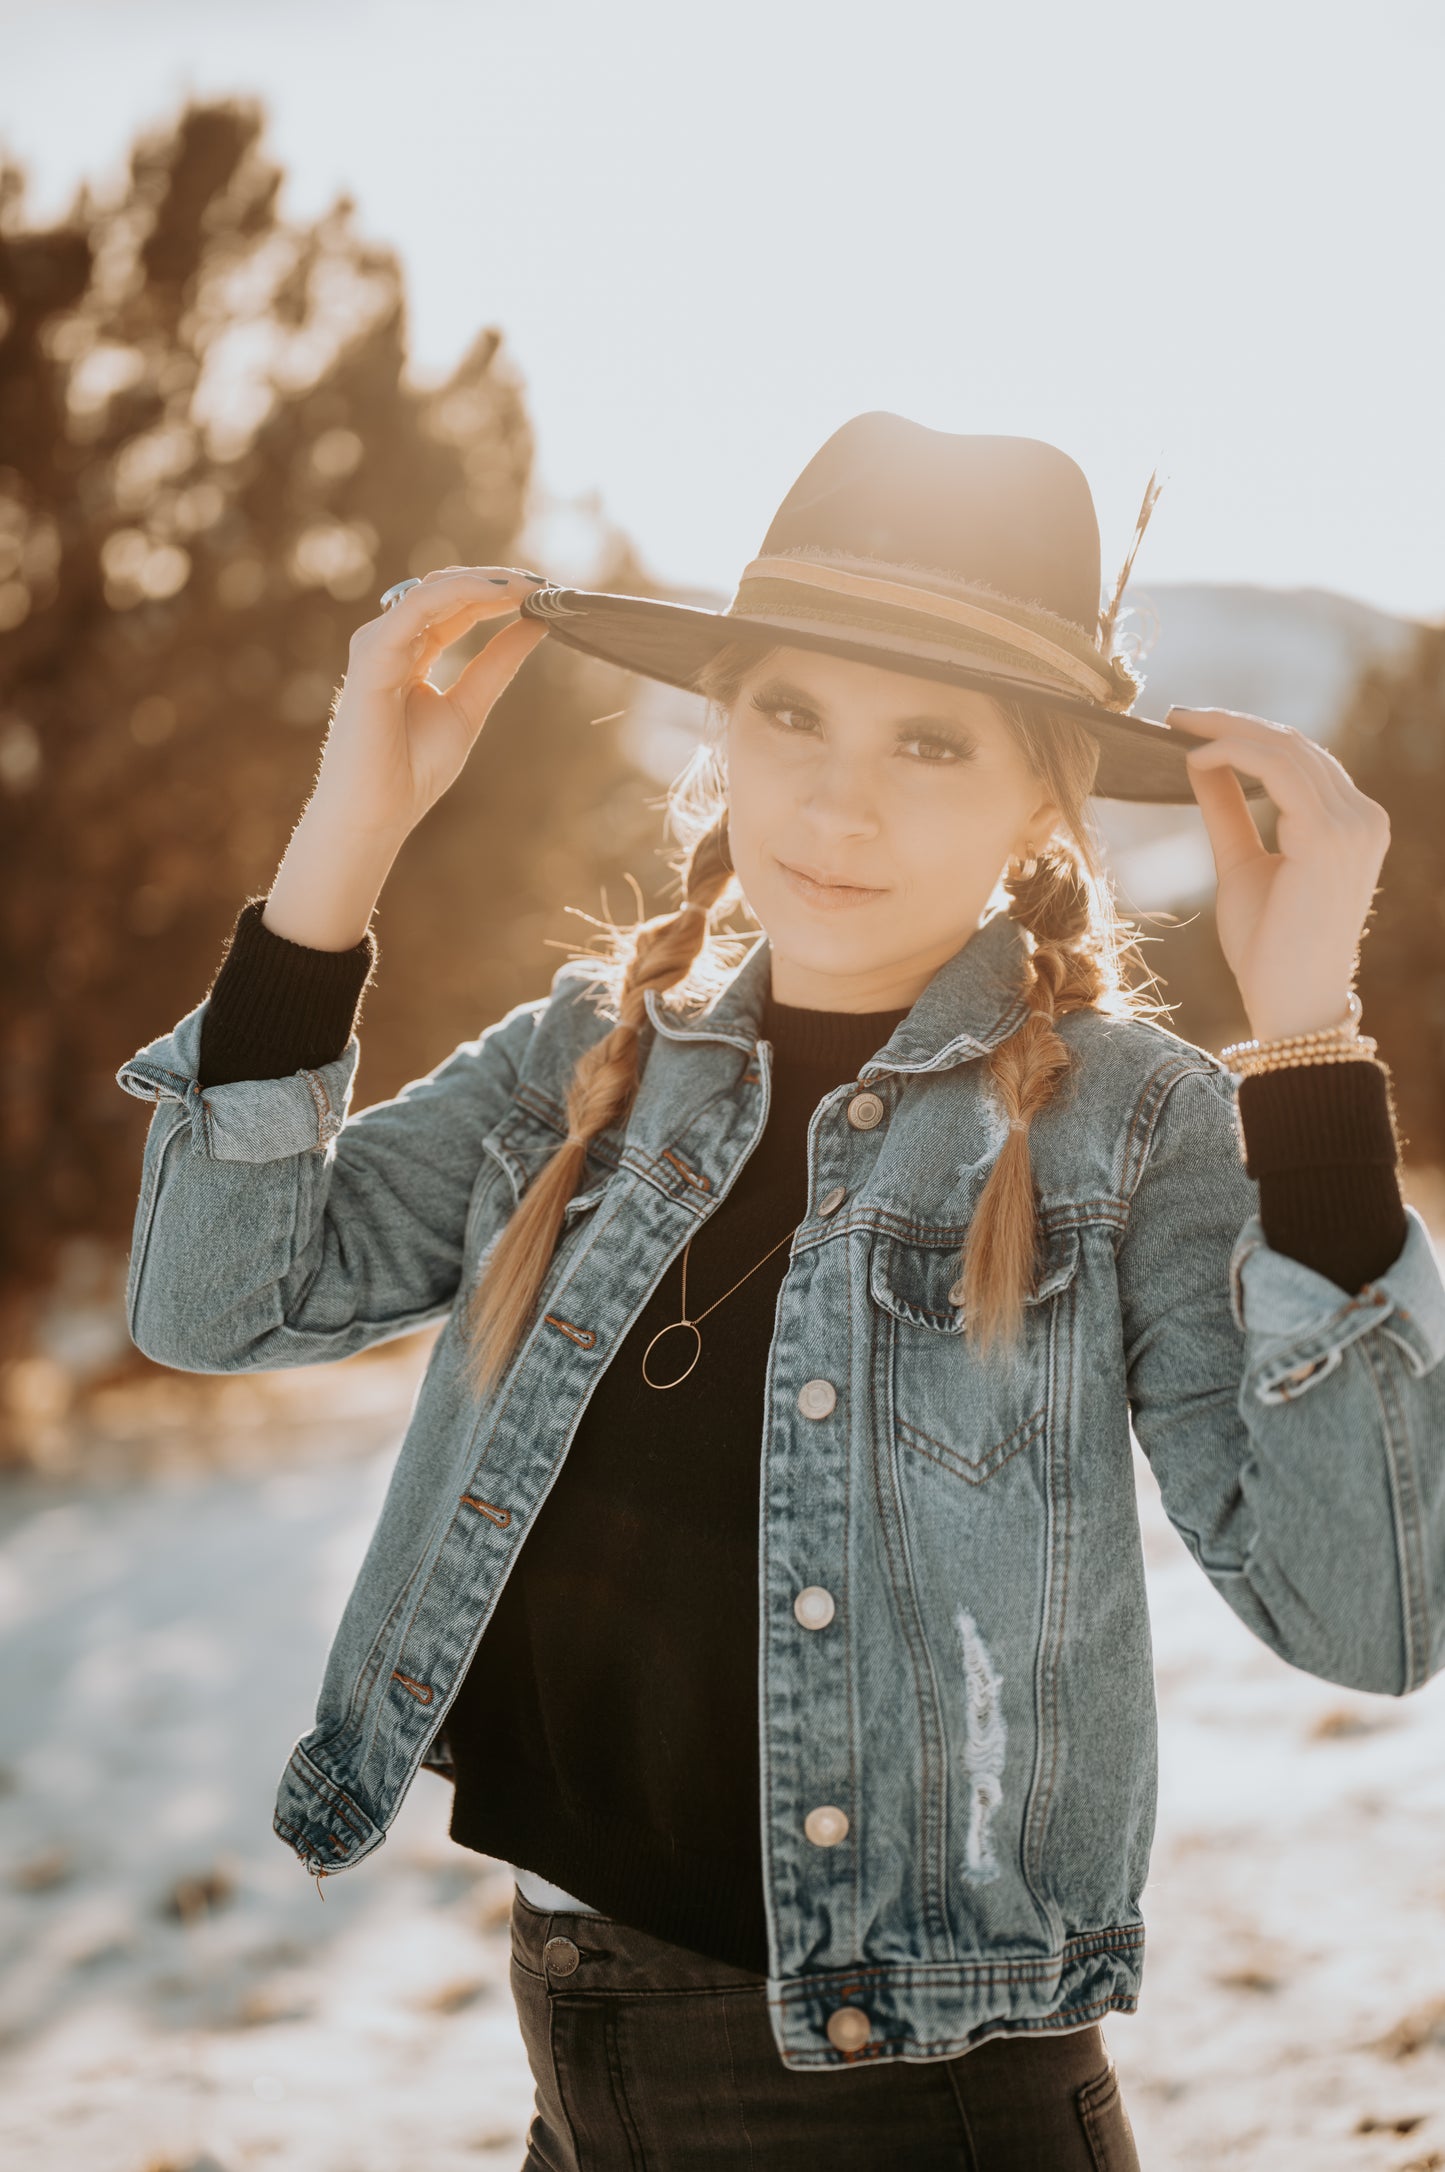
xmin=462 ymin=1107 xmax=618 ymax=1296
xmin=868 ymin=1225 xmax=1079 ymax=1484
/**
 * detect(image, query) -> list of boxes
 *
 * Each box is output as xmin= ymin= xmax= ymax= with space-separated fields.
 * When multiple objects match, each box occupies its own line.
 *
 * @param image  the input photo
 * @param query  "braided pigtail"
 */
xmin=951 ymin=844 xmax=1107 ymax=1359
xmin=461 ymin=813 xmax=737 ymax=1400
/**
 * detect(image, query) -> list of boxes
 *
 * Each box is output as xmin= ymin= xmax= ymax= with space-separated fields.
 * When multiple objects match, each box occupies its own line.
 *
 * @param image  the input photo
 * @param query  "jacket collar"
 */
xmin=643 ymin=906 xmax=1033 ymax=1078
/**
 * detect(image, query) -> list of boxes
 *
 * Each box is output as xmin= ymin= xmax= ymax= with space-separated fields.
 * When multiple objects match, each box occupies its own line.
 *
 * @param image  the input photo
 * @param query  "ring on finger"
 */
xmin=380 ymin=577 xmax=425 ymax=612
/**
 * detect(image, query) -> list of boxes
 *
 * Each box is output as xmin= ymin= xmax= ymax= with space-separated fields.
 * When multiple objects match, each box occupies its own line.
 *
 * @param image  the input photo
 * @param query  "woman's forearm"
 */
xmin=261 ymin=793 xmax=409 ymax=951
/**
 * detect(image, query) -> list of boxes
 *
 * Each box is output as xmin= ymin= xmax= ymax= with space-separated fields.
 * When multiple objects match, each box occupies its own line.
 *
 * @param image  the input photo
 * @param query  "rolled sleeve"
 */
xmin=114 ymin=986 xmax=542 ymax=1374
xmin=118 ymin=999 xmax=360 ymax=1162
xmin=1119 ymin=1059 xmax=1445 ymax=1697
xmin=1229 ymin=1205 xmax=1445 ymax=1398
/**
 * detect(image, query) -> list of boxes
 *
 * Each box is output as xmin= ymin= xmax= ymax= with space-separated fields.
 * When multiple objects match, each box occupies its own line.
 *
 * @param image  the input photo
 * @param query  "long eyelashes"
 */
xmin=748 ymin=695 xmax=972 ymax=765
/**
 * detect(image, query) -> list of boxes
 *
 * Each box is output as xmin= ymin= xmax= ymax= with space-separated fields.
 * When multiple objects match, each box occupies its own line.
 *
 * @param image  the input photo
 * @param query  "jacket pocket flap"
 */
xmin=478 ymin=1098 xmax=622 ymax=1231
xmin=869 ymin=1224 xmax=1080 ymax=1331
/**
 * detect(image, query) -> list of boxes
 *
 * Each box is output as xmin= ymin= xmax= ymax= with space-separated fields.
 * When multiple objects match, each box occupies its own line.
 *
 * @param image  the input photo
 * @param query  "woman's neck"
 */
xmin=764 ymin=916 xmax=990 ymax=1015
xmin=766 ymin=965 xmax=932 ymax=1012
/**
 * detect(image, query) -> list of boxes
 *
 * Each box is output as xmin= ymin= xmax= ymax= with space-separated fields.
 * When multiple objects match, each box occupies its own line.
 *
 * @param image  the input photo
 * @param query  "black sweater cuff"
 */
xmin=192 ymin=916 xmax=1410 ymax=1301
xmin=197 ymin=897 xmax=377 ymax=1089
xmin=1235 ymin=1058 xmax=1407 ymax=1295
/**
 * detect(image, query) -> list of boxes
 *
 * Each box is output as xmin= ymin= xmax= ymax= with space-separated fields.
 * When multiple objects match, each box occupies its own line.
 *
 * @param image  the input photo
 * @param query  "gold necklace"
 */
xmin=640 ymin=1224 xmax=798 ymax=1389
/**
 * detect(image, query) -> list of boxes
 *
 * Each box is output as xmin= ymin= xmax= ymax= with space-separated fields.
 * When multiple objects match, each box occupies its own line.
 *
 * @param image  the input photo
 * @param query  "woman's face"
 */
xmin=722 ymin=645 xmax=1062 ymax=1012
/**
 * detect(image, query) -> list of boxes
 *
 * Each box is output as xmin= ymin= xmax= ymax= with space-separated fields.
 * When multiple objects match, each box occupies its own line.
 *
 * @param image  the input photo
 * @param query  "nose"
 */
xmin=797 ymin=753 xmax=881 ymax=841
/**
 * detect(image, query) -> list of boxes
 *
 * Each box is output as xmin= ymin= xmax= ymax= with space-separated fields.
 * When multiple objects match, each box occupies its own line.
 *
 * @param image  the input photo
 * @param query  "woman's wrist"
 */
xmin=262 ymin=794 xmax=409 ymax=951
xmin=1242 ymin=991 xmax=1357 ymax=1045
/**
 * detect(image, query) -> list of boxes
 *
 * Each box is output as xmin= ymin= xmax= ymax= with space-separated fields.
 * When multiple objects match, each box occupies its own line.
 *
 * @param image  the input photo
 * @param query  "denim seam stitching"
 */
xmin=1024 ymin=1264 xmax=1075 ymax=1905
xmin=896 ymin=1405 xmax=1047 ymax=1484
xmin=941 ymin=2053 xmax=982 ymax=2166
xmin=126 ymin=1108 xmax=190 ymax=1342
xmin=874 ymin=1307 xmax=950 ymax=1951
xmin=1364 ymin=1329 xmax=1427 ymax=1691
xmin=1120 ymin=1057 xmax=1211 ymax=1210
xmin=845 ymin=1231 xmax=863 ymax=1959
xmin=602 ymin=2006 xmax=647 ymax=2167
xmin=285 ymin=1747 xmax=370 ymax=1838
xmin=770 ymin=1922 xmax=1145 ymax=1997
xmin=297 ymin=1065 xmax=331 ymax=1148
xmin=776 ymin=1991 xmax=1139 ymax=2065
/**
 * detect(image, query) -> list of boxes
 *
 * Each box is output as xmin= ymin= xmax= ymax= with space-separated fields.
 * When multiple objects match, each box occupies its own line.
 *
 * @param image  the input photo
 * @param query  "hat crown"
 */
xmin=515 ymin=408 xmax=1270 ymax=803
xmin=757 ymin=412 xmax=1103 ymax=637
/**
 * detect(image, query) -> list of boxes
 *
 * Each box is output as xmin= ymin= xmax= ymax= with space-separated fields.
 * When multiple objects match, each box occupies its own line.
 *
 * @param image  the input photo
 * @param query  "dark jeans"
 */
xmin=509 ymin=1888 xmax=1141 ymax=2170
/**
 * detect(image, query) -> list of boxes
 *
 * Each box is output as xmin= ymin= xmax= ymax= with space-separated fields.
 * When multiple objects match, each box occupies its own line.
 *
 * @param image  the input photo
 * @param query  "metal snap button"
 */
xmin=797 ymin=1378 xmax=837 ymax=1420
xmin=846 ymin=1091 xmax=885 ymax=1130
xmin=543 ymin=1935 xmax=581 ymax=1976
xmin=793 ymin=1585 xmax=836 ymax=1631
xmin=804 ymin=1804 xmax=849 ymax=1847
xmin=826 ymin=2004 xmax=872 ymax=2052
xmin=948 ymin=1277 xmax=966 ymax=1307
xmin=818 ymin=1185 xmax=847 ymax=1216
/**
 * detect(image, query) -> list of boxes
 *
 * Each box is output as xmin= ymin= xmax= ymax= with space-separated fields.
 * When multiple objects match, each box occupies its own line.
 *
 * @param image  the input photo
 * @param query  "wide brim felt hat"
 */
xmin=519 ymin=412 xmax=1265 ymax=807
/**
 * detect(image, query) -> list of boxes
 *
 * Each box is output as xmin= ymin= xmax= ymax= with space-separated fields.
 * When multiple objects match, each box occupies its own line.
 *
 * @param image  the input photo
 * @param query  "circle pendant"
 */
xmin=641 ymin=1319 xmax=703 ymax=1389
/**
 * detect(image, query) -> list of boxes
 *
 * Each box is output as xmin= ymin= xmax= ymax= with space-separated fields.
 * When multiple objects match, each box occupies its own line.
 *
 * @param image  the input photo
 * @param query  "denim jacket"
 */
xmin=115 ymin=906 xmax=1445 ymax=2069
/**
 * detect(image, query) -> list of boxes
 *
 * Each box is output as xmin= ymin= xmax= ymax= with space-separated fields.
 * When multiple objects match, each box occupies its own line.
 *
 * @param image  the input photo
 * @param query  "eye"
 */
xmin=750 ymin=694 xmax=818 ymax=736
xmin=900 ymin=730 xmax=972 ymax=765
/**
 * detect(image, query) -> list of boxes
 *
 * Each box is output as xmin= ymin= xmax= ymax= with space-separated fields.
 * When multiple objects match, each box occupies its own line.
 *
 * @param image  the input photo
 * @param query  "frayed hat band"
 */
xmin=728 ymin=555 xmax=1123 ymax=706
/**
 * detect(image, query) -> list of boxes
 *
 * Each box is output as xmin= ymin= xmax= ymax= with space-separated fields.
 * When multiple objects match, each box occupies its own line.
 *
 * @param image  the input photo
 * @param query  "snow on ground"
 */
xmin=2 ymin=1212 xmax=1444 ymax=2172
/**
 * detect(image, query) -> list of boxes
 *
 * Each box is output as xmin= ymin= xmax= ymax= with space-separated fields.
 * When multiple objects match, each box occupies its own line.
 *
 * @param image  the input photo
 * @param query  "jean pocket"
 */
xmin=1076 ymin=2059 xmax=1140 ymax=2172
xmin=869 ymin=1224 xmax=1078 ymax=1483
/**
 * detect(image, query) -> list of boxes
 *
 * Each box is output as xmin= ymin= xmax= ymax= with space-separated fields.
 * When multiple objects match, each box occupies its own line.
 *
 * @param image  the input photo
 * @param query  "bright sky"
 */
xmin=2 ymin=0 xmax=1442 ymax=620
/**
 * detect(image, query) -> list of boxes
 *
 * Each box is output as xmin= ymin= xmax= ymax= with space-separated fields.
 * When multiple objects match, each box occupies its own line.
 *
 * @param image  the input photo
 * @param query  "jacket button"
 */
xmin=818 ymin=1184 xmax=847 ymax=1215
xmin=947 ymin=1276 xmax=966 ymax=1307
xmin=804 ymin=1804 xmax=849 ymax=1846
xmin=543 ymin=1935 xmax=581 ymax=1976
xmin=793 ymin=1585 xmax=836 ymax=1630
xmin=826 ymin=2005 xmax=872 ymax=2052
xmin=846 ymin=1091 xmax=885 ymax=1130
xmin=797 ymin=1378 xmax=837 ymax=1420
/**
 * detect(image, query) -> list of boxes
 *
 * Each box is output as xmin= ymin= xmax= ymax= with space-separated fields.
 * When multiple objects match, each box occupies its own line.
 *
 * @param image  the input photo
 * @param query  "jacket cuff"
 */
xmin=118 ymin=998 xmax=359 ymax=1161
xmin=198 ymin=897 xmax=377 ymax=1089
xmin=1235 ymin=1059 xmax=1407 ymax=1294
xmin=1229 ymin=1204 xmax=1445 ymax=1397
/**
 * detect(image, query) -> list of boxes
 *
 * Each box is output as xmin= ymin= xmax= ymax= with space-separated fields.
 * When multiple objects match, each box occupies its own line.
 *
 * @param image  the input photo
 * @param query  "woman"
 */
xmin=117 ymin=414 xmax=1445 ymax=2169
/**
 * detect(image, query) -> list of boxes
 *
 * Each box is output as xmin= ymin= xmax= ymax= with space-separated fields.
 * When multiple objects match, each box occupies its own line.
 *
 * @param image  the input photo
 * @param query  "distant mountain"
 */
xmin=1118 ymin=581 xmax=1420 ymax=741
xmin=1089 ymin=581 xmax=1422 ymax=905
xmin=618 ymin=578 xmax=1426 ymax=909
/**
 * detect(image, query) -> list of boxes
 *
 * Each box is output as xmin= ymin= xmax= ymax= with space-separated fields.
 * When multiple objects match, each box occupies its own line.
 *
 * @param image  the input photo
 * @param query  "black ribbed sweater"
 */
xmin=194 ymin=898 xmax=1407 ymax=1971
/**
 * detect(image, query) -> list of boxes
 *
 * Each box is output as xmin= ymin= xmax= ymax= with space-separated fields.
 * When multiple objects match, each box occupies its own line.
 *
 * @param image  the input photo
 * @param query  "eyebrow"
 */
xmin=750 ymin=674 xmax=977 ymax=737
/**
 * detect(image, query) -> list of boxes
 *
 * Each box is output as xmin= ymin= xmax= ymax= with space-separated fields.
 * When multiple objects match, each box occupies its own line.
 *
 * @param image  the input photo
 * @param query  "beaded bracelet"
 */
xmin=1226 ymin=1038 xmax=1381 ymax=1078
xmin=1220 ymin=991 xmax=1381 ymax=1078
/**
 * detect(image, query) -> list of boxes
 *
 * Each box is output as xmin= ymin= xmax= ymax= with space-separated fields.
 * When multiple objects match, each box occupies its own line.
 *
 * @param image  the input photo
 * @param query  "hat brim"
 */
xmin=519 ymin=588 xmax=1267 ymax=807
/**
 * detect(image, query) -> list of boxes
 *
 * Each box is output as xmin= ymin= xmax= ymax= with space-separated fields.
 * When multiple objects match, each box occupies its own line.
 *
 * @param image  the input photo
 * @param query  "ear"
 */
xmin=1016 ymin=792 xmax=1062 ymax=862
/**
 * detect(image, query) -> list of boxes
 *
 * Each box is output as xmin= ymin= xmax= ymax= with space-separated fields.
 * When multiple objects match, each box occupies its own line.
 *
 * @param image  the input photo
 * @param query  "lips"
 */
xmin=773 ymin=855 xmax=886 ymax=907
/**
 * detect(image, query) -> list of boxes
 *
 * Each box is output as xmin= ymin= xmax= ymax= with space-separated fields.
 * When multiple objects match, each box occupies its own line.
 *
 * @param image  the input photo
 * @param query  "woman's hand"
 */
xmin=1166 ymin=706 xmax=1391 ymax=1043
xmin=315 ymin=565 xmax=551 ymax=842
xmin=261 ymin=566 xmax=549 ymax=950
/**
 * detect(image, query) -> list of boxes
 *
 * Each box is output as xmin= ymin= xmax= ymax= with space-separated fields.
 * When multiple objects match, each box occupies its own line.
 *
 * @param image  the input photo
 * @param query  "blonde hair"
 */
xmin=461 ymin=635 xmax=1172 ymax=1397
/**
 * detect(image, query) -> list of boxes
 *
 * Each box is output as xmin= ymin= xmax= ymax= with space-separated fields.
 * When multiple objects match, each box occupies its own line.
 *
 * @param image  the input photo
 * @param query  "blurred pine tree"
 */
xmin=1331 ymin=621 xmax=1445 ymax=1166
xmin=0 ymin=97 xmax=665 ymax=1376
xmin=1129 ymin=622 xmax=1444 ymax=1164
